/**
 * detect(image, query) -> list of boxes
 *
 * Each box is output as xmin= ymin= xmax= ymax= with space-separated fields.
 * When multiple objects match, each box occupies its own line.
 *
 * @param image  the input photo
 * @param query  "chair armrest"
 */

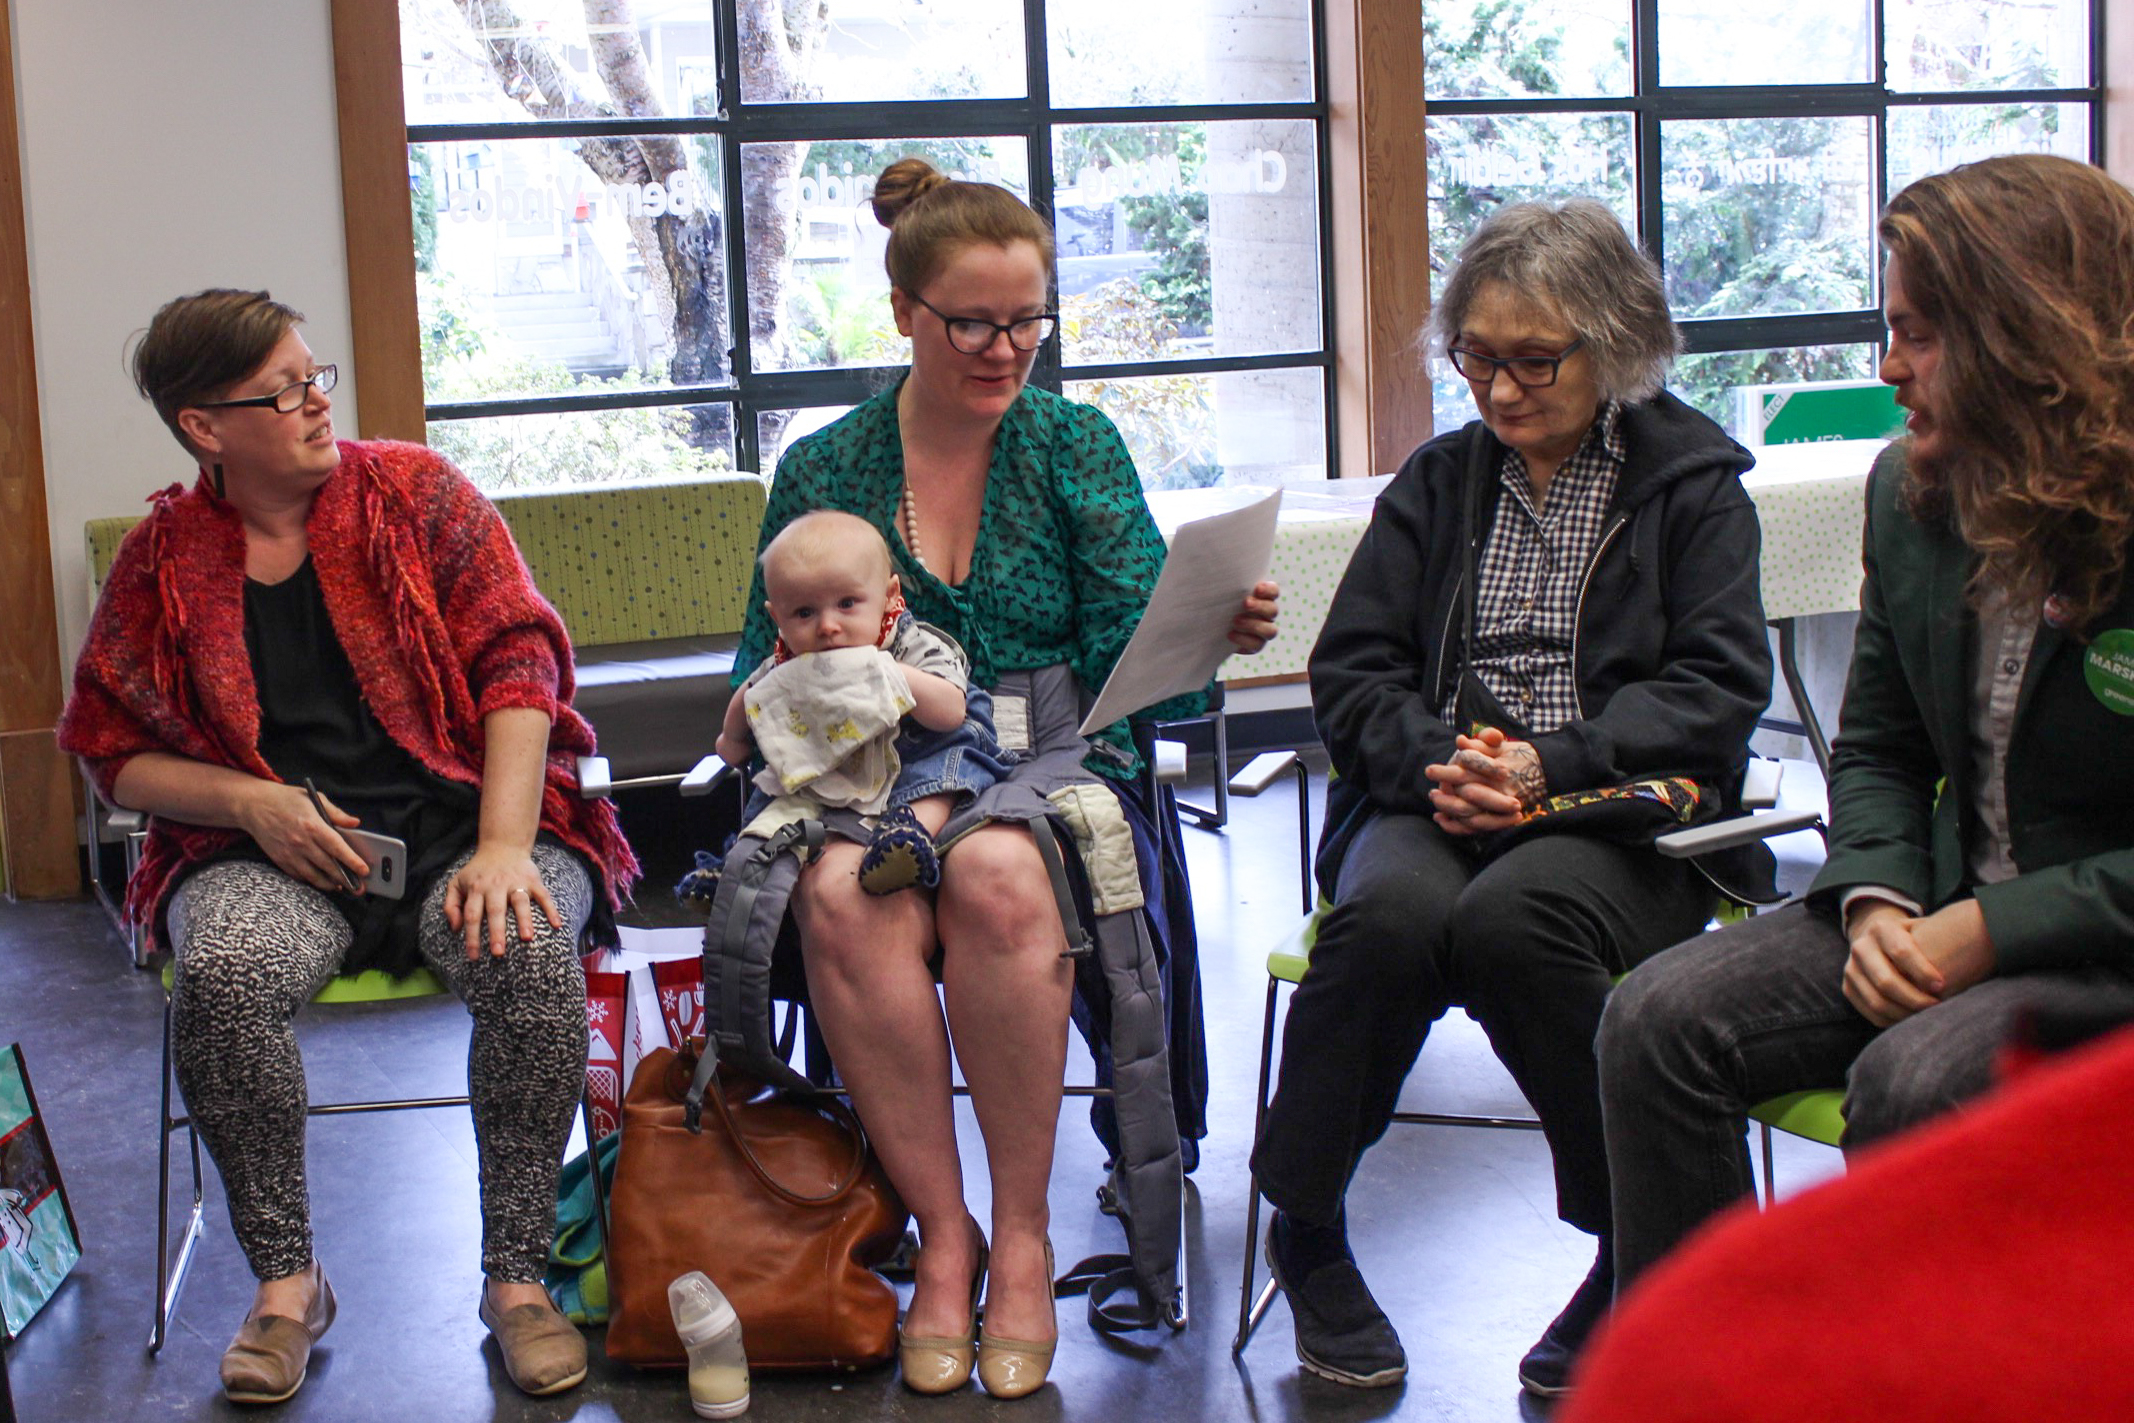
xmin=575 ymin=755 xmax=612 ymax=799
xmin=1229 ymin=750 xmax=1299 ymax=796
xmin=578 ymin=750 xmax=741 ymax=798
xmin=78 ymin=759 xmax=145 ymax=833
xmin=1740 ymin=757 xmax=1783 ymax=811
xmin=680 ymin=755 xmax=733 ymax=797
xmin=1153 ymin=738 xmax=1189 ymax=787
xmin=1655 ymin=807 xmax=1825 ymax=859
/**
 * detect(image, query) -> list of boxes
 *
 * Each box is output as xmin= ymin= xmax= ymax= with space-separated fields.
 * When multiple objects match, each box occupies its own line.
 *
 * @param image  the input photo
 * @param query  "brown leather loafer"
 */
xmin=480 ymin=1290 xmax=589 ymax=1396
xmin=221 ymin=1261 xmax=337 ymax=1405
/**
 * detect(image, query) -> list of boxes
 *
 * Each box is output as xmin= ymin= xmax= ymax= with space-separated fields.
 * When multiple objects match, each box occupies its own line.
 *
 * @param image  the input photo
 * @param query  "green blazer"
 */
xmin=1808 ymin=446 xmax=2134 ymax=973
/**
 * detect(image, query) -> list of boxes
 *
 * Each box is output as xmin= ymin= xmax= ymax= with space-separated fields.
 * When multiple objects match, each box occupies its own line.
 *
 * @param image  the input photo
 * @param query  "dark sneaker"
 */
xmin=859 ymin=804 xmax=941 ymax=895
xmin=1517 ymin=1237 xmax=1614 ymax=1398
xmin=1265 ymin=1211 xmax=1407 ymax=1388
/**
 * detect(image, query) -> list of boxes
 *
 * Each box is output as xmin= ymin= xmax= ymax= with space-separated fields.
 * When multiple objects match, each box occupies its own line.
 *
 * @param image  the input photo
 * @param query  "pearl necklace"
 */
xmin=901 ymin=480 xmax=928 ymax=573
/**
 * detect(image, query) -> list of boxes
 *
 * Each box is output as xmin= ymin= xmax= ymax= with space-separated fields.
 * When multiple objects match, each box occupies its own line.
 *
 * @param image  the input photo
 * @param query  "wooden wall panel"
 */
xmin=0 ymin=0 xmax=79 ymax=897
xmin=1326 ymin=0 xmax=1433 ymax=477
xmin=333 ymin=0 xmax=426 ymax=442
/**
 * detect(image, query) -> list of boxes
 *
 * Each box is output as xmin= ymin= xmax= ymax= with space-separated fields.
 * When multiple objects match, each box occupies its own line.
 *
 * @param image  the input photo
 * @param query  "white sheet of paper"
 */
xmin=1078 ymin=488 xmax=1283 ymax=736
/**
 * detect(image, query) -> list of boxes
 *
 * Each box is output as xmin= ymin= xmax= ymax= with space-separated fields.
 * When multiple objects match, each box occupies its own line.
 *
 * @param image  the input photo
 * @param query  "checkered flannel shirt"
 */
xmin=1442 ymin=401 xmax=1625 ymax=736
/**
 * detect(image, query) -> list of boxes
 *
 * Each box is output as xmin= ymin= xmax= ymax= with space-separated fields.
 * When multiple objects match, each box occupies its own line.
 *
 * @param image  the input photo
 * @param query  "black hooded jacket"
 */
xmin=1310 ymin=390 xmax=1773 ymax=887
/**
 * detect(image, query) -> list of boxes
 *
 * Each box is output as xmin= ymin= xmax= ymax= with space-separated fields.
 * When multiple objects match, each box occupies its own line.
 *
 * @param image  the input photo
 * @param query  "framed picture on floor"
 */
xmin=1 ymin=1043 xmax=80 ymax=1343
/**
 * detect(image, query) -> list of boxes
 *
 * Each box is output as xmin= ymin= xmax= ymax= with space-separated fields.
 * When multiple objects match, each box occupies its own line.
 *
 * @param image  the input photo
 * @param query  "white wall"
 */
xmin=18 ymin=0 xmax=356 ymax=659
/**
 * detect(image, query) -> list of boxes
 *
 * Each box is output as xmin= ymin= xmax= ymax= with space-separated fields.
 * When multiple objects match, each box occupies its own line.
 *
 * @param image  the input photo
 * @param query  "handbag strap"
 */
xmin=699 ymin=1060 xmax=872 ymax=1209
xmin=1029 ymin=815 xmax=1093 ymax=960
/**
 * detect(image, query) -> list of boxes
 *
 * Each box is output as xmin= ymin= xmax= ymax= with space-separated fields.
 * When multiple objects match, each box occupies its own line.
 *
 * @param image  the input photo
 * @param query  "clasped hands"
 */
xmin=1842 ymin=898 xmax=1995 ymax=1028
xmin=1425 ymin=726 xmax=1547 ymax=836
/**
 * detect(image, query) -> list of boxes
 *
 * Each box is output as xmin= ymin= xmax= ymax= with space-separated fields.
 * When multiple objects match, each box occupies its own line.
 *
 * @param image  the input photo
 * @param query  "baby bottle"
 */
xmin=668 ymin=1270 xmax=749 ymax=1418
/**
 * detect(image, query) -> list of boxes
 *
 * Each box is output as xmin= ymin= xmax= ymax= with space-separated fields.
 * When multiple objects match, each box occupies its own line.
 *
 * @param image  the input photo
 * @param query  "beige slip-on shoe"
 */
xmin=900 ymin=1218 xmax=989 ymax=1394
xmin=480 ymin=1288 xmax=589 ymax=1397
xmin=221 ymin=1260 xmax=338 ymax=1406
xmin=976 ymin=1238 xmax=1058 ymax=1400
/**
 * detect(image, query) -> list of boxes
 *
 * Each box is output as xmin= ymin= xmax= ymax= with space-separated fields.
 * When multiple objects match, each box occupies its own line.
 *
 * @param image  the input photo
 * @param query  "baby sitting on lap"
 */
xmin=712 ymin=509 xmax=1002 ymax=895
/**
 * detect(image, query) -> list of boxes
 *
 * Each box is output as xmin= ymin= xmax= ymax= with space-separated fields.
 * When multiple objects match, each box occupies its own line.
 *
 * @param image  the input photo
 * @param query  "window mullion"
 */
xmin=1634 ymin=0 xmax=1663 ymax=262
xmin=1025 ymin=0 xmax=1060 ymax=397
xmin=716 ymin=0 xmax=757 ymax=472
xmin=1311 ymin=0 xmax=1339 ymax=483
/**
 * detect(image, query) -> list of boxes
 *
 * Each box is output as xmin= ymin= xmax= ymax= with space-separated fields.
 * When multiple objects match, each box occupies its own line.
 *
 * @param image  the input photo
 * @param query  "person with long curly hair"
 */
xmin=1598 ymin=152 xmax=2134 ymax=1318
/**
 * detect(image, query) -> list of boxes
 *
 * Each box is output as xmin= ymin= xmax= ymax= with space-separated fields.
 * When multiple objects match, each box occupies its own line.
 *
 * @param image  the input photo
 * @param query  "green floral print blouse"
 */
xmin=735 ymin=381 xmax=1206 ymax=777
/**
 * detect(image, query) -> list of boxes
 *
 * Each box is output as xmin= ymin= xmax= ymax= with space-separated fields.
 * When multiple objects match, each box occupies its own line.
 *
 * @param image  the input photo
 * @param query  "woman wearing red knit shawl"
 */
xmin=58 ymin=290 xmax=636 ymax=1405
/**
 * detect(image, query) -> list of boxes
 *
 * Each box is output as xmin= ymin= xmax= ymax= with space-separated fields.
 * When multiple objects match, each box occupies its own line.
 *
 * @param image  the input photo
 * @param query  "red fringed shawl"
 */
xmin=58 ymin=440 xmax=638 ymax=947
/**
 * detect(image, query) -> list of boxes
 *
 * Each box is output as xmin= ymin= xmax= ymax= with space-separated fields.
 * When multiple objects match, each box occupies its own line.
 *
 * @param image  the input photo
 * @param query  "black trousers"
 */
xmin=1252 ymin=810 xmax=1715 ymax=1235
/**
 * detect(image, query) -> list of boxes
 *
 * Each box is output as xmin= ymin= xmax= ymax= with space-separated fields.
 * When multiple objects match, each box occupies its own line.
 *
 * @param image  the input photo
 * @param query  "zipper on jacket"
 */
xmin=1435 ymin=568 xmax=1466 ymax=712
xmin=1569 ymin=513 xmax=1629 ymax=722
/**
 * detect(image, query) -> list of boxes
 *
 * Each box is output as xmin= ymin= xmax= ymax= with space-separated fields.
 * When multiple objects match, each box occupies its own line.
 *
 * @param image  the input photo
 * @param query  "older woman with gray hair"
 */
xmin=1250 ymin=200 xmax=1770 ymax=1398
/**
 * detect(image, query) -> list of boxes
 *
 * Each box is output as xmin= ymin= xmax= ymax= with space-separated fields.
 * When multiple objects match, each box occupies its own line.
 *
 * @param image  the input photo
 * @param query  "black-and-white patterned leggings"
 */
xmin=167 ymin=844 xmax=591 ymax=1283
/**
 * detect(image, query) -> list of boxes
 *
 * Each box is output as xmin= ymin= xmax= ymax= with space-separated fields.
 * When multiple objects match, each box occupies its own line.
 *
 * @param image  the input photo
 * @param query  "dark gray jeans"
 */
xmin=1253 ymin=810 xmax=1715 ymax=1236
xmin=1599 ymin=901 xmax=2134 ymax=1286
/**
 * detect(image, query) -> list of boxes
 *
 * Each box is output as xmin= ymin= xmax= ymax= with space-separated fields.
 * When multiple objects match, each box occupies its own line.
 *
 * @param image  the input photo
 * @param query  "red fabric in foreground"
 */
xmin=1564 ymin=1024 xmax=2134 ymax=1422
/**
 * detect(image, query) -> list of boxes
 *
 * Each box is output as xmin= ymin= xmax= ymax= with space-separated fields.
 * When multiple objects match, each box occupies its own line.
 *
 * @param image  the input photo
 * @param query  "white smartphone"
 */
xmin=342 ymin=828 xmax=409 ymax=901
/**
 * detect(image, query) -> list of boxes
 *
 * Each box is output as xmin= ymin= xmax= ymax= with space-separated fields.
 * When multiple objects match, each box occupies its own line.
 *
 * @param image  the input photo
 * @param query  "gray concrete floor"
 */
xmin=0 ymin=756 xmax=1840 ymax=1421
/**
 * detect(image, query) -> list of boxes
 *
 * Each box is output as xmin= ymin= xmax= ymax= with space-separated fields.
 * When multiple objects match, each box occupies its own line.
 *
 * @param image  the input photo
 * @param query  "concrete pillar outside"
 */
xmin=1206 ymin=0 xmax=1326 ymax=483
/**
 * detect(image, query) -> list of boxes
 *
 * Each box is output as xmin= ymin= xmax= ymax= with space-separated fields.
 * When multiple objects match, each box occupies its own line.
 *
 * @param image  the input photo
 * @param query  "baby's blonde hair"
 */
xmin=760 ymin=509 xmax=894 ymax=593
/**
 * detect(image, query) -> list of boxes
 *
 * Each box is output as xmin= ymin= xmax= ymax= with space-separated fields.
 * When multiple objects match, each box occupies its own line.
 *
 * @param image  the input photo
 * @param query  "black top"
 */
xmin=242 ymin=558 xmax=480 ymax=974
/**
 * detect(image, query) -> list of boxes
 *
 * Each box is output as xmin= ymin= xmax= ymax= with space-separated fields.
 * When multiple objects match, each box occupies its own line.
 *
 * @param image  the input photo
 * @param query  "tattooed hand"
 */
xmin=1424 ymin=728 xmax=1545 ymax=834
xmin=1488 ymin=740 xmax=1548 ymax=810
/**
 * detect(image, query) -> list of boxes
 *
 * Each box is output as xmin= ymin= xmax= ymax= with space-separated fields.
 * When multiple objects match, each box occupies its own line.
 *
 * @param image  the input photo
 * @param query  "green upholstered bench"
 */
xmin=494 ymin=476 xmax=766 ymax=781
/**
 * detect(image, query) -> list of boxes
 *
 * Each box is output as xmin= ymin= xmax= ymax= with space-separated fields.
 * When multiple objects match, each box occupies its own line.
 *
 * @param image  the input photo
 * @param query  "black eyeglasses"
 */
xmin=909 ymin=294 xmax=1058 ymax=355
xmin=195 ymin=364 xmax=339 ymax=415
xmin=1447 ymin=340 xmax=1585 ymax=389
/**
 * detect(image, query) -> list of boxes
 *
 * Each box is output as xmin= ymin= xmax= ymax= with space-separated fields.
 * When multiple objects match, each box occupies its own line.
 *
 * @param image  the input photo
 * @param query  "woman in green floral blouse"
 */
xmin=735 ymin=158 xmax=1278 ymax=1398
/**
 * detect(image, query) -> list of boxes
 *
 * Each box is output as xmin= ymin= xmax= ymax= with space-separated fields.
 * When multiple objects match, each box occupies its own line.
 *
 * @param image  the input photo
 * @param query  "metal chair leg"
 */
xmin=1294 ymin=758 xmax=1312 ymax=914
xmin=1760 ymin=1121 xmax=1778 ymax=1207
xmin=582 ymin=1093 xmax=611 ymax=1247
xmin=1176 ymin=707 xmax=1231 ymax=829
xmin=152 ymin=994 xmax=204 ymax=1354
xmin=1775 ymin=618 xmax=1834 ymax=780
xmin=1234 ymin=976 xmax=1283 ymax=1353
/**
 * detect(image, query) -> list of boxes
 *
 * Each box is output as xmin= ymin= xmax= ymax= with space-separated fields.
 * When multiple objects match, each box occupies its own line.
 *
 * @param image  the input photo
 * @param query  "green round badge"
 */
xmin=2084 ymin=628 xmax=2134 ymax=715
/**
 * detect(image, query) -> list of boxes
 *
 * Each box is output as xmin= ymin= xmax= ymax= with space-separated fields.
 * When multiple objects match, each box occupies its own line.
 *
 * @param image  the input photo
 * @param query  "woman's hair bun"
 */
xmin=871 ymin=158 xmax=952 ymax=229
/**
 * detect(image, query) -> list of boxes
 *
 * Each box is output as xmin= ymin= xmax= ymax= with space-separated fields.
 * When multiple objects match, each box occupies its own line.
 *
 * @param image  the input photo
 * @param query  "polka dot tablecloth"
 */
xmin=1147 ymin=477 xmax=1394 ymax=683
xmin=1739 ymin=438 xmax=1888 ymax=622
xmin=1147 ymin=441 xmax=1886 ymax=684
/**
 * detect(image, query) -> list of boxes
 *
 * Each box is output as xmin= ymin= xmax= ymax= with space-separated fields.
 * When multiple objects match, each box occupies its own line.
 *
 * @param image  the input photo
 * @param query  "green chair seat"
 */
xmin=1264 ymin=907 xmax=1322 ymax=986
xmin=160 ymin=963 xmax=450 ymax=1003
xmin=1748 ymin=1087 xmax=1846 ymax=1148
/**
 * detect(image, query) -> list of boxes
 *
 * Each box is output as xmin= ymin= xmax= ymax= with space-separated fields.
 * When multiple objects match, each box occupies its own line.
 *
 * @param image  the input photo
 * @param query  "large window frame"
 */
xmin=1426 ymin=0 xmax=2107 ymax=369
xmin=354 ymin=1 xmax=1344 ymax=487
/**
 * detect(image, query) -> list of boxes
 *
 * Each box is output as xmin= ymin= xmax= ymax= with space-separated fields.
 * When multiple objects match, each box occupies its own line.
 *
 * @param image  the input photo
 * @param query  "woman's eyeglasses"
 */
xmin=1446 ymin=340 xmax=1584 ymax=389
xmin=195 ymin=364 xmax=339 ymax=415
xmin=910 ymin=294 xmax=1058 ymax=355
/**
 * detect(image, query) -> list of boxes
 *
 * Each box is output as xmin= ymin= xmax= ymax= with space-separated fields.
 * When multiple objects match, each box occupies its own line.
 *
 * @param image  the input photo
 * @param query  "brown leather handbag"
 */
xmin=602 ymin=1044 xmax=909 ymax=1370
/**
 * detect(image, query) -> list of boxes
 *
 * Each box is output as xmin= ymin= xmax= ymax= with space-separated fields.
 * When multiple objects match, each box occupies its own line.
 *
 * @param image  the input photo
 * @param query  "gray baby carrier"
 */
xmin=683 ymin=665 xmax=1188 ymax=1333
